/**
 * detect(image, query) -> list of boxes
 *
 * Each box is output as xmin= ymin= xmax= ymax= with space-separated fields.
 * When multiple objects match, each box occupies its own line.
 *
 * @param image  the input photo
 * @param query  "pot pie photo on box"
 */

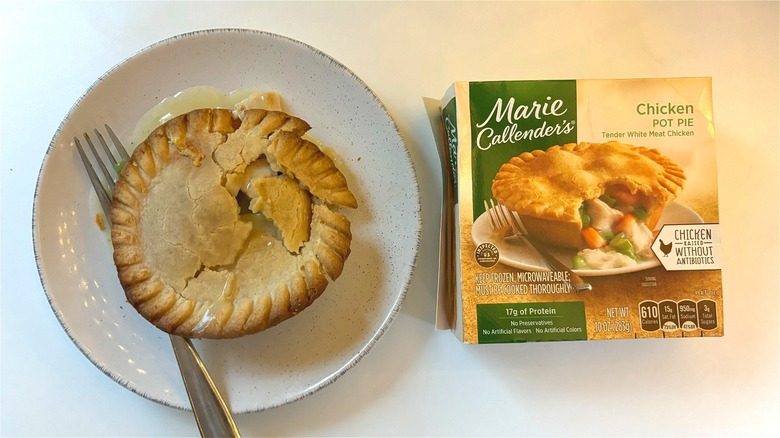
xmin=492 ymin=141 xmax=686 ymax=269
xmin=437 ymin=78 xmax=722 ymax=344
xmin=110 ymin=106 xmax=357 ymax=339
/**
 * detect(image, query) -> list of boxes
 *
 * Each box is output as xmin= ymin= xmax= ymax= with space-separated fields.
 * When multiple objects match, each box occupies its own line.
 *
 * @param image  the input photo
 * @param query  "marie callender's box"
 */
xmin=436 ymin=78 xmax=723 ymax=343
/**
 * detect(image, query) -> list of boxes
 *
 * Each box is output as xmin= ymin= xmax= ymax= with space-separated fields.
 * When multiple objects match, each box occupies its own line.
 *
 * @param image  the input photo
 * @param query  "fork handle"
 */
xmin=170 ymin=335 xmax=241 ymax=438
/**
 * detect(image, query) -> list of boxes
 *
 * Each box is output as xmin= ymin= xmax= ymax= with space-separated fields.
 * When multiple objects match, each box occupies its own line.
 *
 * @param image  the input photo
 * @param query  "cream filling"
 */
xmin=585 ymin=198 xmax=623 ymax=231
xmin=130 ymin=86 xmax=282 ymax=149
xmin=577 ymin=198 xmax=654 ymax=269
xmin=579 ymin=248 xmax=637 ymax=269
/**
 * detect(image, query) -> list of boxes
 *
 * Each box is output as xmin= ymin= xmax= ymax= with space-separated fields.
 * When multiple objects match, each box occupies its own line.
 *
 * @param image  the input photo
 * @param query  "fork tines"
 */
xmin=484 ymin=198 xmax=526 ymax=237
xmin=74 ymin=124 xmax=129 ymax=226
xmin=500 ymin=202 xmax=528 ymax=235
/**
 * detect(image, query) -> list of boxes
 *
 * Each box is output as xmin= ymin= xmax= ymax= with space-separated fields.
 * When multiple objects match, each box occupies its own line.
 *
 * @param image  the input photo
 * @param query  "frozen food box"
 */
xmin=432 ymin=78 xmax=723 ymax=343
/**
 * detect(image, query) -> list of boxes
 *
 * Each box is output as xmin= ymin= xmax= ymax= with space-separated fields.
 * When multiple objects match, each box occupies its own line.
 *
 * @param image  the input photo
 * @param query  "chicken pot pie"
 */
xmin=110 ymin=108 xmax=357 ymax=339
xmin=492 ymin=141 xmax=685 ymax=267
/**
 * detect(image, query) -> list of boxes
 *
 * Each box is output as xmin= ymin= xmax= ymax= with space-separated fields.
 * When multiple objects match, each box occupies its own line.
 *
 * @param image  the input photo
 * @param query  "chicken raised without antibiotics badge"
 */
xmin=652 ymin=224 xmax=722 ymax=271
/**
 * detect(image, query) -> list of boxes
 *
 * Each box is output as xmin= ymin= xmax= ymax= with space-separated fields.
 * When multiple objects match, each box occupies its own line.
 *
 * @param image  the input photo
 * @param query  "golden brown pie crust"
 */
xmin=110 ymin=108 xmax=356 ymax=339
xmin=492 ymin=141 xmax=685 ymax=248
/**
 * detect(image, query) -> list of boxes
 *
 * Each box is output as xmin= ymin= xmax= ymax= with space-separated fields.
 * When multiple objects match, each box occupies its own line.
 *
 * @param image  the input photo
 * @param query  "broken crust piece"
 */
xmin=213 ymin=109 xmax=310 ymax=175
xmin=110 ymin=108 xmax=354 ymax=339
xmin=248 ymin=175 xmax=312 ymax=253
xmin=491 ymin=141 xmax=685 ymax=249
xmin=267 ymin=130 xmax=359 ymax=209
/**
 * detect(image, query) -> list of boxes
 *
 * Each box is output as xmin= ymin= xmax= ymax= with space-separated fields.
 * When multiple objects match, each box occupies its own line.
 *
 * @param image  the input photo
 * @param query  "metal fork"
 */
xmin=484 ymin=199 xmax=592 ymax=292
xmin=75 ymin=126 xmax=240 ymax=438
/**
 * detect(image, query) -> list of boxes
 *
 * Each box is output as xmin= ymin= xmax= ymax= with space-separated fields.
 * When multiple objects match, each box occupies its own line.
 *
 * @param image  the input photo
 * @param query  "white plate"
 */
xmin=471 ymin=202 xmax=703 ymax=276
xmin=32 ymin=29 xmax=421 ymax=413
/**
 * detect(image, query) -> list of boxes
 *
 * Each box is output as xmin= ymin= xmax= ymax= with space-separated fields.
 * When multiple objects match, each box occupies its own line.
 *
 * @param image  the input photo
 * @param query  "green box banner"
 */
xmin=477 ymin=302 xmax=587 ymax=343
xmin=469 ymin=80 xmax=578 ymax=218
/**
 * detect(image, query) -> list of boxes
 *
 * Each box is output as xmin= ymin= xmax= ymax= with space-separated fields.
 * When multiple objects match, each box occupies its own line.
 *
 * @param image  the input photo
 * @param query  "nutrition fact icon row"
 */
xmin=639 ymin=299 xmax=718 ymax=332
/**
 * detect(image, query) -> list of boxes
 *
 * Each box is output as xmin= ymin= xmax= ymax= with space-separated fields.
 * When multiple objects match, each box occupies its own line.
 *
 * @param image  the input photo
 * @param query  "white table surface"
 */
xmin=2 ymin=1 xmax=778 ymax=436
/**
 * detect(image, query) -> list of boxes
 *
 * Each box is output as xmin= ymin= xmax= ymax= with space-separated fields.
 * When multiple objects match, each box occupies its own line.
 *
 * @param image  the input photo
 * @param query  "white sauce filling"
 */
xmin=579 ymin=248 xmax=637 ymax=269
xmin=585 ymin=198 xmax=622 ymax=231
xmin=129 ymin=86 xmax=281 ymax=149
xmin=577 ymin=198 xmax=655 ymax=269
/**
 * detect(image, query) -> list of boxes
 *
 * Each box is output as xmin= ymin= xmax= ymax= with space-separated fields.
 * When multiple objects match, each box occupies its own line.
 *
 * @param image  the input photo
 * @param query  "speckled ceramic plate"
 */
xmin=32 ymin=29 xmax=420 ymax=413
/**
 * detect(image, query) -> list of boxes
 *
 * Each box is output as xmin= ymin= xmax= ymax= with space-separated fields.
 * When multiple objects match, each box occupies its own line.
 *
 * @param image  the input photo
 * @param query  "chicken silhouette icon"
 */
xmin=659 ymin=239 xmax=673 ymax=256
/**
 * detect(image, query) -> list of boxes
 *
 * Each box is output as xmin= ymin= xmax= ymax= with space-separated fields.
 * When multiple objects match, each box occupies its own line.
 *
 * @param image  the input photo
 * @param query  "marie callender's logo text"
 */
xmin=474 ymin=96 xmax=575 ymax=151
